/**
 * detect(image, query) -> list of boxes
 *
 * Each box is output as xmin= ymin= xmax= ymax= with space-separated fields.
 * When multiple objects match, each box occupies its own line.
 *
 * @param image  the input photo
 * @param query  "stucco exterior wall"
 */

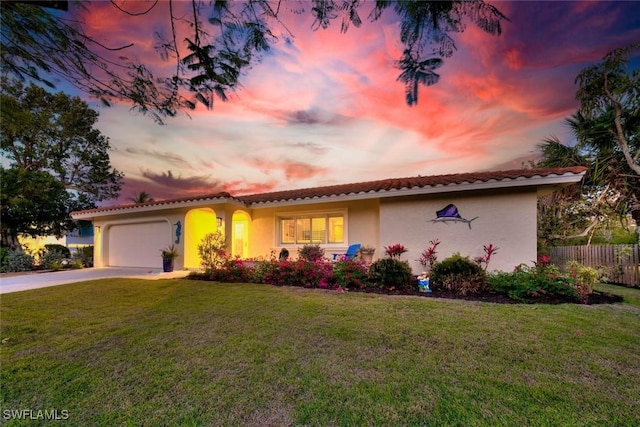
xmin=91 ymin=214 xmax=180 ymax=268
xmin=379 ymin=189 xmax=538 ymax=273
xmin=248 ymin=199 xmax=380 ymax=260
xmin=87 ymin=189 xmax=536 ymax=272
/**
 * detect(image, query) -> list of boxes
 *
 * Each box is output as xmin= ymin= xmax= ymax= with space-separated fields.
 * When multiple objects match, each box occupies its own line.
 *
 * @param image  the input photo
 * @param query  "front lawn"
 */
xmin=1 ymin=279 xmax=639 ymax=426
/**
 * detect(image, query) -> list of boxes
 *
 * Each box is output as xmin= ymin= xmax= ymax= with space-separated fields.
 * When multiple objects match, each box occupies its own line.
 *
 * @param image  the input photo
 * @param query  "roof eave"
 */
xmin=248 ymin=171 xmax=586 ymax=208
xmin=71 ymin=197 xmax=247 ymax=220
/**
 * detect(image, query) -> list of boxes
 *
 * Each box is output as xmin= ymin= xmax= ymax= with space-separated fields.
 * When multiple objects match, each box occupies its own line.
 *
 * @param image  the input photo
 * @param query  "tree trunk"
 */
xmin=1 ymin=228 xmax=22 ymax=251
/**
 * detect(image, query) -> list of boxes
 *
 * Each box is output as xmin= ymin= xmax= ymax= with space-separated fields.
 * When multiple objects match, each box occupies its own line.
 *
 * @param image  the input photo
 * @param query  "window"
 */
xmin=279 ymin=212 xmax=344 ymax=245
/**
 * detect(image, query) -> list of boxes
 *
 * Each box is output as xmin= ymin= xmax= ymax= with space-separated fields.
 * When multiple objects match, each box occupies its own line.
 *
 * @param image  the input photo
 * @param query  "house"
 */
xmin=71 ymin=167 xmax=587 ymax=273
xmin=19 ymin=221 xmax=94 ymax=256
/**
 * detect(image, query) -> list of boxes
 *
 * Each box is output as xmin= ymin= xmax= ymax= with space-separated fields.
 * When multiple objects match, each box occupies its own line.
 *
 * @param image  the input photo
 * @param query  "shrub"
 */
xmin=44 ymin=244 xmax=71 ymax=258
xmin=565 ymin=261 xmax=599 ymax=293
xmin=333 ymin=258 xmax=370 ymax=290
xmin=252 ymin=259 xmax=281 ymax=284
xmin=369 ymin=258 xmax=414 ymax=291
xmin=254 ymin=258 xmax=334 ymax=288
xmin=198 ymin=231 xmax=226 ymax=272
xmin=3 ymin=250 xmax=35 ymax=272
xmin=298 ymin=244 xmax=324 ymax=262
xmin=0 ymin=247 xmax=9 ymax=272
xmin=69 ymin=255 xmax=85 ymax=269
xmin=75 ymin=246 xmax=94 ymax=268
xmin=486 ymin=258 xmax=594 ymax=303
xmin=38 ymin=248 xmax=67 ymax=270
xmin=430 ymin=253 xmax=487 ymax=295
xmin=208 ymin=257 xmax=254 ymax=283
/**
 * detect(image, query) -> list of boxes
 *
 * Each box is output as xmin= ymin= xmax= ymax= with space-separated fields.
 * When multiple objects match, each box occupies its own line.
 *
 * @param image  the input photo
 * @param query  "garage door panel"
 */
xmin=108 ymin=222 xmax=171 ymax=268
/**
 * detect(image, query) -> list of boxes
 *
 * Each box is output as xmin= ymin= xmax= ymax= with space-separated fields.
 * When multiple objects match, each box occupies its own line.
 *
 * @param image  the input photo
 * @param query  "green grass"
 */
xmin=2 ymin=279 xmax=639 ymax=426
xmin=597 ymin=283 xmax=640 ymax=307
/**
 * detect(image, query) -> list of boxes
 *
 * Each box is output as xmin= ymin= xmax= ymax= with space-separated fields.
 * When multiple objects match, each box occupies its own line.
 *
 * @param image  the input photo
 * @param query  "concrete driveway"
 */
xmin=0 ymin=267 xmax=191 ymax=294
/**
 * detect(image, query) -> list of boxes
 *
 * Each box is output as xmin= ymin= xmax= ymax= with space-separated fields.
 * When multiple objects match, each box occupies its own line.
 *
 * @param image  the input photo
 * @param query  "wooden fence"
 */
xmin=550 ymin=244 xmax=639 ymax=287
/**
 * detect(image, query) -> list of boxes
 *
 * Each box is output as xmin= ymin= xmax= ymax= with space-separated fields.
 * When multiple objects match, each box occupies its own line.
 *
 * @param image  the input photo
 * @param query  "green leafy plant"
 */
xmin=298 ymin=244 xmax=325 ymax=262
xmin=198 ymin=232 xmax=225 ymax=272
xmin=208 ymin=257 xmax=254 ymax=283
xmin=333 ymin=259 xmax=370 ymax=290
xmin=75 ymin=246 xmax=94 ymax=268
xmin=369 ymin=258 xmax=414 ymax=291
xmin=44 ymin=244 xmax=71 ymax=258
xmin=38 ymin=247 xmax=68 ymax=270
xmin=0 ymin=247 xmax=10 ymax=272
xmin=2 ymin=250 xmax=35 ymax=272
xmin=565 ymin=261 xmax=599 ymax=293
xmin=430 ymin=253 xmax=487 ymax=295
xmin=161 ymin=244 xmax=180 ymax=260
xmin=69 ymin=257 xmax=84 ymax=269
xmin=253 ymin=258 xmax=335 ymax=289
xmin=487 ymin=256 xmax=596 ymax=303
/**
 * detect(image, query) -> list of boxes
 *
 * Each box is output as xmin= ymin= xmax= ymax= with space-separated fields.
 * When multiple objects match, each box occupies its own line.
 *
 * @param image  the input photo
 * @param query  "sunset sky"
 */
xmin=68 ymin=1 xmax=640 ymax=204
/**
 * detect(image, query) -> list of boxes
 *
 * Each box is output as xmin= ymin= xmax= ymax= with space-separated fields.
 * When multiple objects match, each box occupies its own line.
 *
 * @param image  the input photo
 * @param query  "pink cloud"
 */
xmin=63 ymin=0 xmax=639 ymax=203
xmin=246 ymin=157 xmax=329 ymax=182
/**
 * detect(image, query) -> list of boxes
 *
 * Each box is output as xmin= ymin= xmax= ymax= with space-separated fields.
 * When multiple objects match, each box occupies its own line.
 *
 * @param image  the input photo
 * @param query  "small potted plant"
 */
xmin=359 ymin=245 xmax=376 ymax=263
xmin=161 ymin=244 xmax=179 ymax=272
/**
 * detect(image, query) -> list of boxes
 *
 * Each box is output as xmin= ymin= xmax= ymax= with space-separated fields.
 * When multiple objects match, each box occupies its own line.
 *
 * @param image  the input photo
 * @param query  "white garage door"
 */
xmin=107 ymin=221 xmax=172 ymax=268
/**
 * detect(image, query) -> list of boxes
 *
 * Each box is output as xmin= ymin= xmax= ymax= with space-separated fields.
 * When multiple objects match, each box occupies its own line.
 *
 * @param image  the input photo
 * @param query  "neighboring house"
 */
xmin=71 ymin=167 xmax=586 ymax=273
xmin=19 ymin=222 xmax=94 ymax=256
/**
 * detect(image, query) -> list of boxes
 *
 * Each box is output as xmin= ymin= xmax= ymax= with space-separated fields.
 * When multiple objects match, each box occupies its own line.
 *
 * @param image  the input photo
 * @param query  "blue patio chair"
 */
xmin=332 ymin=244 xmax=361 ymax=261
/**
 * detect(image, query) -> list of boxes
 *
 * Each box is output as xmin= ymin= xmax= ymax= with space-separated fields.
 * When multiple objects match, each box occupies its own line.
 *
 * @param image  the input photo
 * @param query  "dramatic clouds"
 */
xmin=79 ymin=1 xmax=639 ymax=203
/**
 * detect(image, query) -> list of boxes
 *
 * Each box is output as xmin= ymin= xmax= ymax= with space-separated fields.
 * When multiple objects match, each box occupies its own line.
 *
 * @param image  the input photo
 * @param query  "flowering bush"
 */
xmin=384 ymin=243 xmax=408 ymax=259
xmin=253 ymin=258 xmax=335 ymax=289
xmin=417 ymin=239 xmax=440 ymax=271
xmin=536 ymin=255 xmax=552 ymax=268
xmin=333 ymin=258 xmax=370 ymax=290
xmin=565 ymin=261 xmax=599 ymax=293
xmin=486 ymin=257 xmax=594 ymax=303
xmin=198 ymin=231 xmax=226 ymax=272
xmin=208 ymin=257 xmax=254 ymax=282
xmin=297 ymin=244 xmax=325 ymax=262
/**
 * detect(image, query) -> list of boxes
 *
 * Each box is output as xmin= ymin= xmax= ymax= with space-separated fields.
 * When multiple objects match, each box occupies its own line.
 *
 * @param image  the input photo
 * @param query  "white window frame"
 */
xmin=276 ymin=209 xmax=347 ymax=247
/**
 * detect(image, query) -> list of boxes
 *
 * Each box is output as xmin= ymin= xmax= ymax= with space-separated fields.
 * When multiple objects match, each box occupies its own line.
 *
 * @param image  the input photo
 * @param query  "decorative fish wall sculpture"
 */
xmin=431 ymin=204 xmax=478 ymax=229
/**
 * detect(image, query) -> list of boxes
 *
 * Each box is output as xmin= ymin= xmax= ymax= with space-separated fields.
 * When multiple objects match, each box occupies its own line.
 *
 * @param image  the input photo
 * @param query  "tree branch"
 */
xmin=109 ymin=0 xmax=158 ymax=16
xmin=602 ymin=66 xmax=640 ymax=175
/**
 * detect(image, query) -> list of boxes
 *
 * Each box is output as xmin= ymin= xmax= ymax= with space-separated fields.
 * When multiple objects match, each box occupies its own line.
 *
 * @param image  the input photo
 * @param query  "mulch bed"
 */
xmin=186 ymin=273 xmax=624 ymax=305
xmin=348 ymin=287 xmax=624 ymax=305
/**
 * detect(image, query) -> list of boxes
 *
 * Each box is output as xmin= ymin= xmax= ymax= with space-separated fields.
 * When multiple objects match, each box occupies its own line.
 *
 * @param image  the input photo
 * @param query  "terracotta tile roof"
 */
xmin=71 ymin=167 xmax=586 ymax=217
xmin=72 ymin=191 xmax=238 ymax=216
xmin=238 ymin=166 xmax=587 ymax=205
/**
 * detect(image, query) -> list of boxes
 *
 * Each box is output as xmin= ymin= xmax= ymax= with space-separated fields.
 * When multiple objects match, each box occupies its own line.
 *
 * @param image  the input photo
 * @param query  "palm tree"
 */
xmin=537 ymin=112 xmax=637 ymax=245
xmin=129 ymin=191 xmax=155 ymax=204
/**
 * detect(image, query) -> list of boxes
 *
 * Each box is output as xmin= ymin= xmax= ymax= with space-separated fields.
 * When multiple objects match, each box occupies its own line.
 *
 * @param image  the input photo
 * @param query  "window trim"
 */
xmin=276 ymin=209 xmax=347 ymax=247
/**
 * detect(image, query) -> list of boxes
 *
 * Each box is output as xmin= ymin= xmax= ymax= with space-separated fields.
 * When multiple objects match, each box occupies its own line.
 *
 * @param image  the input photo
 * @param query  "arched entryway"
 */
xmin=184 ymin=208 xmax=219 ymax=269
xmin=232 ymin=211 xmax=250 ymax=258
